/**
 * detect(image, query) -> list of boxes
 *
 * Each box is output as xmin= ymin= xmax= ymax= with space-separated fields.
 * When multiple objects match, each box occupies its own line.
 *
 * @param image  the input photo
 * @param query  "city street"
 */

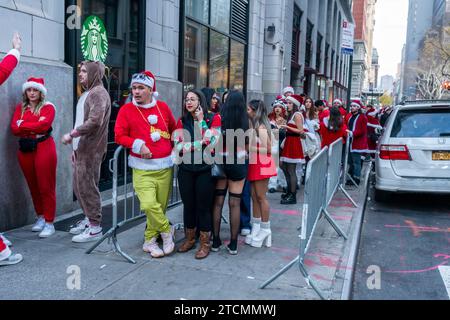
xmin=352 ymin=176 xmax=450 ymax=300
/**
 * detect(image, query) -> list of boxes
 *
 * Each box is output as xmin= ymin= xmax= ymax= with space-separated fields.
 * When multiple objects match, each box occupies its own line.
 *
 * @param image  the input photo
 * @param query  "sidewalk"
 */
xmin=0 ymin=166 xmax=369 ymax=300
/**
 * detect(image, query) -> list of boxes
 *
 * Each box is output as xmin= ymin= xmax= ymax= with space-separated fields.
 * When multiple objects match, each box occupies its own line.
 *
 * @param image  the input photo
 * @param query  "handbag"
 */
xmin=19 ymin=138 xmax=38 ymax=153
xmin=211 ymin=163 xmax=226 ymax=179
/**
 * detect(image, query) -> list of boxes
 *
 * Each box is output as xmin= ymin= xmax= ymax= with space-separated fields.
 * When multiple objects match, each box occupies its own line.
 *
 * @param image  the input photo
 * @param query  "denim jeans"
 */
xmin=349 ymin=152 xmax=362 ymax=180
xmin=240 ymin=180 xmax=251 ymax=230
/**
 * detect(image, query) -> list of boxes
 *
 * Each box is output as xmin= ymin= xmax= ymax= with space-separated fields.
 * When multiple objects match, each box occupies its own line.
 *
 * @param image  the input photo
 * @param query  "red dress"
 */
xmin=248 ymin=140 xmax=277 ymax=182
xmin=281 ymin=112 xmax=305 ymax=164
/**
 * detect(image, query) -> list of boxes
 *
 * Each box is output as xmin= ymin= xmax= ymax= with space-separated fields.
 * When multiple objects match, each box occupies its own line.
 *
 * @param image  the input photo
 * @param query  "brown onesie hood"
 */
xmin=80 ymin=60 xmax=105 ymax=91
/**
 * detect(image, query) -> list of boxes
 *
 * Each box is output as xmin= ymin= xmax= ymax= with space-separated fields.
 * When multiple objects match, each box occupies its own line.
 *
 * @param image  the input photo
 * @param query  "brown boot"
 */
xmin=178 ymin=228 xmax=196 ymax=253
xmin=195 ymin=231 xmax=211 ymax=260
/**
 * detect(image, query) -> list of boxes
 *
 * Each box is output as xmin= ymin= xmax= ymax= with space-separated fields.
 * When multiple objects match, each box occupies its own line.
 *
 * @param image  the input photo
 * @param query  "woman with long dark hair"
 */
xmin=279 ymin=95 xmax=305 ymax=205
xmin=212 ymin=90 xmax=249 ymax=255
xmin=245 ymin=100 xmax=277 ymax=248
xmin=320 ymin=106 xmax=348 ymax=148
xmin=174 ymin=90 xmax=221 ymax=259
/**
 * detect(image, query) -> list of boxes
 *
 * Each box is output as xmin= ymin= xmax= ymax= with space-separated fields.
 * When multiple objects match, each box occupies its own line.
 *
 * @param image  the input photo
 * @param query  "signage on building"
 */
xmin=341 ymin=20 xmax=354 ymax=55
xmin=81 ymin=16 xmax=109 ymax=63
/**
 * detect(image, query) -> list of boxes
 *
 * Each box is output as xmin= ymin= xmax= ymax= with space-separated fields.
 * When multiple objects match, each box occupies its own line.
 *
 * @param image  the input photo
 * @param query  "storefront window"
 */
xmin=211 ymin=0 xmax=231 ymax=33
xmin=185 ymin=0 xmax=209 ymax=24
xmin=230 ymin=40 xmax=245 ymax=90
xmin=184 ymin=22 xmax=208 ymax=92
xmin=209 ymin=31 xmax=229 ymax=91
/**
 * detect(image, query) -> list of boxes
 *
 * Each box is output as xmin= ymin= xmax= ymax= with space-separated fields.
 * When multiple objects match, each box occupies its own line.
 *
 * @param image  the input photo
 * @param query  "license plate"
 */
xmin=432 ymin=151 xmax=450 ymax=161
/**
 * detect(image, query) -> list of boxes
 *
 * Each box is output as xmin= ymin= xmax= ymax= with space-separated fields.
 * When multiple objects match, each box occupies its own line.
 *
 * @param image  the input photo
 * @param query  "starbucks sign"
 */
xmin=81 ymin=16 xmax=109 ymax=63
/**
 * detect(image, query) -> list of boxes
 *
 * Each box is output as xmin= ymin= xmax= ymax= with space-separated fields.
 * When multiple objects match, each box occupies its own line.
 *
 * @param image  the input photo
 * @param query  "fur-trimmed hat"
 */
xmin=286 ymin=94 xmax=303 ymax=107
xmin=350 ymin=100 xmax=363 ymax=109
xmin=282 ymin=86 xmax=295 ymax=96
xmin=130 ymin=71 xmax=159 ymax=98
xmin=22 ymin=77 xmax=47 ymax=96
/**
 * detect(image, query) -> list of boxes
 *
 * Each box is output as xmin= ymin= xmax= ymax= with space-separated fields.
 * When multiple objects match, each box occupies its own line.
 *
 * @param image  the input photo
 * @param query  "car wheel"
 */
xmin=374 ymin=188 xmax=391 ymax=203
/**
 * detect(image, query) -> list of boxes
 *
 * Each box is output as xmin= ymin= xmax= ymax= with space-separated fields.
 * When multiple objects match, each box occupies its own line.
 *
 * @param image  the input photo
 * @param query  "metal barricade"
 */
xmin=261 ymin=138 xmax=355 ymax=299
xmin=86 ymin=146 xmax=182 ymax=263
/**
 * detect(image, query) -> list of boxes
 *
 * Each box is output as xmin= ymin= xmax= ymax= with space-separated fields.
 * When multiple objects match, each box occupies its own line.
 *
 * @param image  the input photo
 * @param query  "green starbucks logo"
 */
xmin=81 ymin=16 xmax=108 ymax=62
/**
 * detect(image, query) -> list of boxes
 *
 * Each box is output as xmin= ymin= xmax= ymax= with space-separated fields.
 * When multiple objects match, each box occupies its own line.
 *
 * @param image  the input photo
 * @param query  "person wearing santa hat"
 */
xmin=333 ymin=98 xmax=348 ymax=118
xmin=11 ymin=77 xmax=57 ymax=239
xmin=282 ymin=86 xmax=295 ymax=99
xmin=346 ymin=100 xmax=369 ymax=185
xmin=279 ymin=94 xmax=306 ymax=205
xmin=115 ymin=71 xmax=177 ymax=258
xmin=0 ymin=32 xmax=23 ymax=266
xmin=366 ymin=105 xmax=382 ymax=156
xmin=62 ymin=61 xmax=111 ymax=243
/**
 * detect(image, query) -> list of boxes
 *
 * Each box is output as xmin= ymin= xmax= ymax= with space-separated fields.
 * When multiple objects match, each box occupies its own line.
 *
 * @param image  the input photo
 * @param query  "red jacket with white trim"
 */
xmin=0 ymin=49 xmax=20 ymax=85
xmin=11 ymin=103 xmax=55 ymax=138
xmin=347 ymin=113 xmax=368 ymax=153
xmin=115 ymin=99 xmax=177 ymax=170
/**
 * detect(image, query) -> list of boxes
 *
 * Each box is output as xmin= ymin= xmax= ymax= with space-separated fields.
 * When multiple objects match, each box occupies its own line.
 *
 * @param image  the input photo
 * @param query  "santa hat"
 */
xmin=366 ymin=105 xmax=378 ymax=117
xmin=333 ymin=98 xmax=343 ymax=106
xmin=350 ymin=100 xmax=363 ymax=109
xmin=22 ymin=77 xmax=47 ymax=96
xmin=286 ymin=94 xmax=303 ymax=108
xmin=272 ymin=98 xmax=287 ymax=109
xmin=282 ymin=86 xmax=295 ymax=96
xmin=131 ymin=71 xmax=159 ymax=98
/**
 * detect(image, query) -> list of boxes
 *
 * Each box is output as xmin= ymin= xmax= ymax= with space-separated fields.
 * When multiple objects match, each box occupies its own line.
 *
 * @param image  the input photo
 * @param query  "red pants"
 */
xmin=18 ymin=137 xmax=57 ymax=223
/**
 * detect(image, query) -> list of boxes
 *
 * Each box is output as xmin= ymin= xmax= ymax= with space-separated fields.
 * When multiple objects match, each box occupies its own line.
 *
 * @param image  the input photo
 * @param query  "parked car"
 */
xmin=374 ymin=100 xmax=450 ymax=201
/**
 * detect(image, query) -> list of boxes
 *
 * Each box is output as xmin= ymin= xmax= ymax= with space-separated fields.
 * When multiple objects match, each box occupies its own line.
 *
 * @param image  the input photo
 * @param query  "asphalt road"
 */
xmin=352 ymin=176 xmax=450 ymax=300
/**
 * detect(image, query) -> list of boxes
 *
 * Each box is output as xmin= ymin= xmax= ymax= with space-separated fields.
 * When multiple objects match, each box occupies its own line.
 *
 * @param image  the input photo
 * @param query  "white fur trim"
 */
xmin=151 ymin=131 xmax=161 ymax=142
xmin=367 ymin=110 xmax=378 ymax=117
xmin=16 ymin=120 xmax=24 ymax=127
xmin=280 ymin=157 xmax=305 ymax=164
xmin=131 ymin=77 xmax=154 ymax=89
xmin=132 ymin=139 xmax=146 ymax=154
xmin=153 ymin=92 xmax=159 ymax=99
xmin=0 ymin=246 xmax=12 ymax=261
xmin=350 ymin=148 xmax=371 ymax=153
xmin=7 ymin=49 xmax=20 ymax=63
xmin=128 ymin=155 xmax=173 ymax=171
xmin=148 ymin=115 xmax=158 ymax=125
xmin=22 ymin=82 xmax=47 ymax=96
xmin=323 ymin=117 xmax=329 ymax=128
xmin=286 ymin=96 xmax=301 ymax=107
xmin=367 ymin=123 xmax=382 ymax=129
xmin=133 ymin=98 xmax=156 ymax=109
xmin=283 ymin=86 xmax=295 ymax=95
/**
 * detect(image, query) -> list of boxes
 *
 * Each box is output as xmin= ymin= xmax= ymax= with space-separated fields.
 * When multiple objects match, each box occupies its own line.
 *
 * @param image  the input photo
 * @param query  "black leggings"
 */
xmin=281 ymin=162 xmax=298 ymax=194
xmin=178 ymin=168 xmax=215 ymax=232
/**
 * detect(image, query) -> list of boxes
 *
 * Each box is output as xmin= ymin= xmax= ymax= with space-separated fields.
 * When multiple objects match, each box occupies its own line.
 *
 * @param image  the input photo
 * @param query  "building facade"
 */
xmin=0 ymin=0 xmax=353 ymax=231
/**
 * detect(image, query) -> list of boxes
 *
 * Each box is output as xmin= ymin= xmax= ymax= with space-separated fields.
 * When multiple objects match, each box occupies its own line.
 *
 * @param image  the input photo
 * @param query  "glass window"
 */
xmin=391 ymin=109 xmax=450 ymax=138
xmin=209 ymin=31 xmax=229 ymax=91
xmin=185 ymin=0 xmax=209 ymax=24
xmin=184 ymin=22 xmax=208 ymax=91
xmin=211 ymin=0 xmax=231 ymax=33
xmin=230 ymin=40 xmax=245 ymax=91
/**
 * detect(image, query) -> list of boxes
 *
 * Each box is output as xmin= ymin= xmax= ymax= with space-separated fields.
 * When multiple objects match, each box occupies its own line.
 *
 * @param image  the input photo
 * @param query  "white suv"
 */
xmin=374 ymin=101 xmax=450 ymax=201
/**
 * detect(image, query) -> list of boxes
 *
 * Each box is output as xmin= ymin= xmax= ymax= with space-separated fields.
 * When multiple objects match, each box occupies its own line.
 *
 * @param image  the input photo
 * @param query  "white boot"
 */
xmin=251 ymin=221 xmax=272 ymax=248
xmin=161 ymin=232 xmax=175 ymax=256
xmin=245 ymin=218 xmax=261 ymax=245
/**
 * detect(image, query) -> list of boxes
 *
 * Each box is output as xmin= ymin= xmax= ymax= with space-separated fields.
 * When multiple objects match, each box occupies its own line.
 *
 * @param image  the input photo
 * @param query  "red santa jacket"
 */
xmin=11 ymin=103 xmax=55 ymax=138
xmin=319 ymin=117 xmax=348 ymax=148
xmin=366 ymin=108 xmax=382 ymax=152
xmin=115 ymin=99 xmax=176 ymax=171
xmin=0 ymin=49 xmax=20 ymax=85
xmin=347 ymin=113 xmax=369 ymax=153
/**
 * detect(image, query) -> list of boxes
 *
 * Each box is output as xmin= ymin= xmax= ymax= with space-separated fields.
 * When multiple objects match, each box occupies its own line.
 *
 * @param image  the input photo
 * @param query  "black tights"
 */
xmin=213 ymin=189 xmax=241 ymax=247
xmin=281 ymin=162 xmax=298 ymax=194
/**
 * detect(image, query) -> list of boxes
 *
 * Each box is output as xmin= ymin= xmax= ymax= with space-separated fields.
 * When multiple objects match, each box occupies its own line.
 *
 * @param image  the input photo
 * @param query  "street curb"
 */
xmin=340 ymin=162 xmax=372 ymax=300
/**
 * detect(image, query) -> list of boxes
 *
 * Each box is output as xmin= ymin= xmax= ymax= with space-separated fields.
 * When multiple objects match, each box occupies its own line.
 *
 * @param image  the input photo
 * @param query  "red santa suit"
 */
xmin=320 ymin=116 xmax=348 ymax=148
xmin=366 ymin=106 xmax=382 ymax=153
xmin=347 ymin=111 xmax=369 ymax=153
xmin=11 ymin=78 xmax=57 ymax=224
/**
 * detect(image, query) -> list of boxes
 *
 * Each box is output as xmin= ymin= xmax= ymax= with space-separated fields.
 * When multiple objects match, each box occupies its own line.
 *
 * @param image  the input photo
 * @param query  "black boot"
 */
xmin=281 ymin=192 xmax=289 ymax=200
xmin=280 ymin=193 xmax=297 ymax=205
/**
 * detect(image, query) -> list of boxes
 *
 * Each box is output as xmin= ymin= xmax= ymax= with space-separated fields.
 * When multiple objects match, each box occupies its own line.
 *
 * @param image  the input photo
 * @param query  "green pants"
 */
xmin=133 ymin=168 xmax=173 ymax=240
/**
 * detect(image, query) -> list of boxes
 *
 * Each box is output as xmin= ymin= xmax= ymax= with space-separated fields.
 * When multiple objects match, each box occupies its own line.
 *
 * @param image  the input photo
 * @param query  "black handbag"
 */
xmin=18 ymin=138 xmax=38 ymax=153
xmin=211 ymin=163 xmax=226 ymax=179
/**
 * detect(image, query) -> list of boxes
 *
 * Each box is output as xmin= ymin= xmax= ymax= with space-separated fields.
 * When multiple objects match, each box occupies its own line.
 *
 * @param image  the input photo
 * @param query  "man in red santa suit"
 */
xmin=115 ymin=71 xmax=177 ymax=258
xmin=366 ymin=105 xmax=382 ymax=156
xmin=346 ymin=100 xmax=368 ymax=185
xmin=1 ymin=33 xmax=23 ymax=266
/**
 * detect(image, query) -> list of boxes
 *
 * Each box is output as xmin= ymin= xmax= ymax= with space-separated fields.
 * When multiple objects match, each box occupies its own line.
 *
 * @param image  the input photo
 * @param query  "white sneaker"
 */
xmin=0 ymin=234 xmax=12 ymax=247
xmin=69 ymin=217 xmax=90 ymax=235
xmin=143 ymin=238 xmax=165 ymax=258
xmin=31 ymin=217 xmax=46 ymax=232
xmin=161 ymin=232 xmax=175 ymax=256
xmin=39 ymin=223 xmax=55 ymax=238
xmin=72 ymin=225 xmax=102 ymax=243
xmin=0 ymin=253 xmax=23 ymax=266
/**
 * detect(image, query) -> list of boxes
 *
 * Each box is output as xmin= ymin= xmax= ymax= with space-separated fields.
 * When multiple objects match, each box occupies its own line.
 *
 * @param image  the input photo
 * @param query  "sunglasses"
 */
xmin=132 ymin=73 xmax=151 ymax=82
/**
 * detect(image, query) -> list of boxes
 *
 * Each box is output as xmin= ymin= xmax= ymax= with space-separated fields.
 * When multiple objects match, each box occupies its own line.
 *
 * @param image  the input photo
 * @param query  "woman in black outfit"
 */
xmin=212 ymin=90 xmax=249 ymax=255
xmin=174 ymin=90 xmax=221 ymax=259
